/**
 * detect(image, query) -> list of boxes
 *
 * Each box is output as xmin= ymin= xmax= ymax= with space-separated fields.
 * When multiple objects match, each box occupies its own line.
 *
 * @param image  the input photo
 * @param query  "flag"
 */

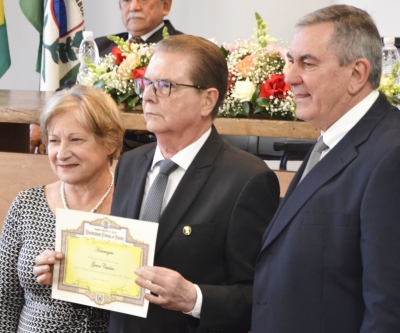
xmin=0 ymin=0 xmax=11 ymax=78
xmin=20 ymin=0 xmax=84 ymax=91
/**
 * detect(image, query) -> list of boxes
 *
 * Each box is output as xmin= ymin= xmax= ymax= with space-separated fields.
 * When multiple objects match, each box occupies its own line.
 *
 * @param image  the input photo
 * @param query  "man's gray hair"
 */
xmin=296 ymin=5 xmax=382 ymax=89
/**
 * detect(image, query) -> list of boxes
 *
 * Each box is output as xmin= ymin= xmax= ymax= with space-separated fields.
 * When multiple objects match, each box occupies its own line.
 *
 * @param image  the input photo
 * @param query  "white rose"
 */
xmin=231 ymin=78 xmax=256 ymax=102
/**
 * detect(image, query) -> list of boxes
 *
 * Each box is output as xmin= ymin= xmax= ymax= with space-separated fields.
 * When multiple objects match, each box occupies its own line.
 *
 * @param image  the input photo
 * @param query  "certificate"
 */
xmin=52 ymin=208 xmax=158 ymax=318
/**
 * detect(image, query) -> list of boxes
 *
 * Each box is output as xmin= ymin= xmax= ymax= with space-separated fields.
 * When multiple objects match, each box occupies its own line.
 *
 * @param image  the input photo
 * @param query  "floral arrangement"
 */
xmin=218 ymin=13 xmax=296 ymax=120
xmin=77 ymin=16 xmax=400 ymax=118
xmin=77 ymin=35 xmax=154 ymax=108
xmin=378 ymin=62 xmax=400 ymax=106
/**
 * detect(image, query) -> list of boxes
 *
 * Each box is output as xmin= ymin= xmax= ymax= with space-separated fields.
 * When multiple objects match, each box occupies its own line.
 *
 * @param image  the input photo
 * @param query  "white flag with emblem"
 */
xmin=40 ymin=0 xmax=84 ymax=91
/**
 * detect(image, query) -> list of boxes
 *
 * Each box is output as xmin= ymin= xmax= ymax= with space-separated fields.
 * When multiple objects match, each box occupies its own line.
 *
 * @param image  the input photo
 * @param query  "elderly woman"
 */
xmin=0 ymin=85 xmax=125 ymax=332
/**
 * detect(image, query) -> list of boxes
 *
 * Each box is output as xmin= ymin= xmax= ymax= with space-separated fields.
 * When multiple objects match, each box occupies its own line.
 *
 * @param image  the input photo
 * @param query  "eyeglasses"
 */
xmin=134 ymin=78 xmax=208 ymax=98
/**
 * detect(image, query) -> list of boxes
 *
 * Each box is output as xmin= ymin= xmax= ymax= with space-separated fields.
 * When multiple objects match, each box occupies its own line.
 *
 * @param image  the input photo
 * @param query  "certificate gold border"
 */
xmin=57 ymin=217 xmax=148 ymax=306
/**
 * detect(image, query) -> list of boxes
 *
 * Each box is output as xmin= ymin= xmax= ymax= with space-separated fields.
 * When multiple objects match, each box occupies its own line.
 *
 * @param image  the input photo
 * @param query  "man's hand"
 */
xmin=135 ymin=266 xmax=197 ymax=312
xmin=30 ymin=124 xmax=45 ymax=154
xmin=33 ymin=249 xmax=64 ymax=286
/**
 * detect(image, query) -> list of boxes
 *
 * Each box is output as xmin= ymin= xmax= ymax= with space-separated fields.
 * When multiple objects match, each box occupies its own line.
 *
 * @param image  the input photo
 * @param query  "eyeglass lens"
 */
xmin=134 ymin=79 xmax=171 ymax=97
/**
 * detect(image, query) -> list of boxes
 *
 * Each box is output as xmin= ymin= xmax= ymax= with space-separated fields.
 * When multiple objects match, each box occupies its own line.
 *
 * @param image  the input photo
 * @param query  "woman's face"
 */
xmin=47 ymin=110 xmax=112 ymax=186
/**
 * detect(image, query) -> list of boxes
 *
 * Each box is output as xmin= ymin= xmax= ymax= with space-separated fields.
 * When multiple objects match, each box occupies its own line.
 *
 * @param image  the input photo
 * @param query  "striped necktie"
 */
xmin=129 ymin=36 xmax=144 ymax=44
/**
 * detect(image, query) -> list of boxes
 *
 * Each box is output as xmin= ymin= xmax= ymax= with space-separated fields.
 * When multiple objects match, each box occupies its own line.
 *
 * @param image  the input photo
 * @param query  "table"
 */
xmin=0 ymin=89 xmax=319 ymax=140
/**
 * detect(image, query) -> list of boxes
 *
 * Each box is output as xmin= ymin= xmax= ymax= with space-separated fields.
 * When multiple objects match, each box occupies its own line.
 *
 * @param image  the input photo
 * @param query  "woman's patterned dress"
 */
xmin=0 ymin=186 xmax=109 ymax=332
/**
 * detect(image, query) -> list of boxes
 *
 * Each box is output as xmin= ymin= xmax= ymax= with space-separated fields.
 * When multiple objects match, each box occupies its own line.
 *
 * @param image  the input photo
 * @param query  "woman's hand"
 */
xmin=33 ymin=249 xmax=64 ymax=286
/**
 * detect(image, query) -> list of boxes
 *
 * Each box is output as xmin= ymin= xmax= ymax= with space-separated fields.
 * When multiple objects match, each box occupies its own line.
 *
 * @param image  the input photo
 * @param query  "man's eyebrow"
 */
xmin=143 ymin=76 xmax=171 ymax=82
xmin=300 ymin=54 xmax=318 ymax=62
xmin=286 ymin=52 xmax=319 ymax=62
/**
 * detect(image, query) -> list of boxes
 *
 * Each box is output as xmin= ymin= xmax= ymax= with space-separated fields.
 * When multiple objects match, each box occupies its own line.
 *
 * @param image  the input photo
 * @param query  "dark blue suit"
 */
xmin=252 ymin=93 xmax=400 ymax=332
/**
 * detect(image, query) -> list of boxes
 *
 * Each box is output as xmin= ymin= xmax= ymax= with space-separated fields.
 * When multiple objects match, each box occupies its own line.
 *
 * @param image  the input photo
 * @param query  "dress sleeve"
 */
xmin=0 ymin=195 xmax=25 ymax=331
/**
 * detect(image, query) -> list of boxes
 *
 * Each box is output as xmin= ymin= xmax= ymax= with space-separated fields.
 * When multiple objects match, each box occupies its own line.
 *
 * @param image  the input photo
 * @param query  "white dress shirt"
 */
xmin=140 ymin=128 xmax=212 ymax=319
xmin=319 ymin=90 xmax=379 ymax=160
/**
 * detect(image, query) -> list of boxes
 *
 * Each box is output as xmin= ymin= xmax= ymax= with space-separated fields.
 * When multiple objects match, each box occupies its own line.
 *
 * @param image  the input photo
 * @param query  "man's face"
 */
xmin=119 ymin=0 xmax=171 ymax=37
xmin=285 ymin=23 xmax=354 ymax=131
xmin=141 ymin=51 xmax=211 ymax=141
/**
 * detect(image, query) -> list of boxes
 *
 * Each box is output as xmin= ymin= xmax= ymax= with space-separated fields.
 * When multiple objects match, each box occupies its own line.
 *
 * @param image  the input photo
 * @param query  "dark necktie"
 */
xmin=300 ymin=136 xmax=328 ymax=182
xmin=140 ymin=160 xmax=178 ymax=222
xmin=129 ymin=36 xmax=144 ymax=44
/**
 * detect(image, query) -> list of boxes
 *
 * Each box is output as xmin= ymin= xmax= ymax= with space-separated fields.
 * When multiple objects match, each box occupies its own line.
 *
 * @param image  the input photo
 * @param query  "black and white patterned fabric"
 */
xmin=0 ymin=186 xmax=109 ymax=332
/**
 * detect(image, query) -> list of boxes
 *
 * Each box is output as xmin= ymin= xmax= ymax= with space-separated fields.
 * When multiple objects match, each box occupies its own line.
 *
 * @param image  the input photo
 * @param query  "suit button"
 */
xmin=183 ymin=226 xmax=192 ymax=235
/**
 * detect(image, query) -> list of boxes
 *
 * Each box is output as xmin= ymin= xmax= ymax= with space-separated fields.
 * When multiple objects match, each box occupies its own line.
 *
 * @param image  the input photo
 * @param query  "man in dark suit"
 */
xmin=96 ymin=20 xmax=181 ymax=56
xmin=96 ymin=0 xmax=182 ymax=56
xmin=252 ymin=5 xmax=400 ymax=333
xmin=109 ymin=35 xmax=280 ymax=333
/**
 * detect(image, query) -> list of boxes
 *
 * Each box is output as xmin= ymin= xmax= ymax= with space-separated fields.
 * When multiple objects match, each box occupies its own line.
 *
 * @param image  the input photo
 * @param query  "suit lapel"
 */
xmin=126 ymin=148 xmax=154 ymax=219
xmin=261 ymin=93 xmax=391 ymax=251
xmin=154 ymin=127 xmax=223 ymax=254
xmin=260 ymin=151 xmax=309 ymax=244
xmin=262 ymin=138 xmax=357 ymax=249
xmin=146 ymin=20 xmax=178 ymax=44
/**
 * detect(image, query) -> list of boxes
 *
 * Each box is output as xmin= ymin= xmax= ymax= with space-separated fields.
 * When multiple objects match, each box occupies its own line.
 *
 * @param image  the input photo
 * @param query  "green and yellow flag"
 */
xmin=0 ymin=0 xmax=11 ymax=78
xmin=19 ymin=0 xmax=44 ymax=74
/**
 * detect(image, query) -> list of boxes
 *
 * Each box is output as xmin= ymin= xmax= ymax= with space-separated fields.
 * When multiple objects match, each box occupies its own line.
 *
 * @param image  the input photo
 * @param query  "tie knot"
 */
xmin=314 ymin=136 xmax=329 ymax=153
xmin=129 ymin=36 xmax=144 ymax=44
xmin=159 ymin=160 xmax=178 ymax=176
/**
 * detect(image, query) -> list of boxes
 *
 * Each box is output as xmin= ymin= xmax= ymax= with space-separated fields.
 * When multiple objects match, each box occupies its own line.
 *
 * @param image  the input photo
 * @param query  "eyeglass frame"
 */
xmin=134 ymin=77 xmax=208 ymax=98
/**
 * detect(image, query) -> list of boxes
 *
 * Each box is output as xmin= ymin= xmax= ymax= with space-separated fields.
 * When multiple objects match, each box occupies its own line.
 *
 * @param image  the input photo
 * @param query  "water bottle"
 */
xmin=78 ymin=31 xmax=99 ymax=74
xmin=382 ymin=37 xmax=400 ymax=78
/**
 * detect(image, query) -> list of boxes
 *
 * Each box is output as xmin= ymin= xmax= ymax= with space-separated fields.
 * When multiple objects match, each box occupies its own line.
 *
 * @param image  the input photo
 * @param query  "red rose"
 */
xmin=111 ymin=46 xmax=125 ymax=65
xmin=259 ymin=74 xmax=290 ymax=100
xmin=227 ymin=72 xmax=235 ymax=90
xmin=132 ymin=67 xmax=147 ymax=79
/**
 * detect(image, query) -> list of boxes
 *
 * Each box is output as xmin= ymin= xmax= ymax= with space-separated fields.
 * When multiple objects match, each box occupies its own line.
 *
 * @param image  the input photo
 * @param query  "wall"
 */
xmin=335 ymin=0 xmax=400 ymax=38
xmin=0 ymin=0 xmax=399 ymax=91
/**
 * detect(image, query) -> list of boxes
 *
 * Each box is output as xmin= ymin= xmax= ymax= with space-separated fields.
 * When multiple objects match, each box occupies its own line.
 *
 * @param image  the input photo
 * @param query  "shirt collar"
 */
xmin=128 ymin=22 xmax=165 ymax=42
xmin=151 ymin=128 xmax=212 ymax=171
xmin=322 ymin=90 xmax=379 ymax=149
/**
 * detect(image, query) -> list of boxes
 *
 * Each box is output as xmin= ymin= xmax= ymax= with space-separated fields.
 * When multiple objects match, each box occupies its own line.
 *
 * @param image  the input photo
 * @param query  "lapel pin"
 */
xmin=183 ymin=226 xmax=192 ymax=236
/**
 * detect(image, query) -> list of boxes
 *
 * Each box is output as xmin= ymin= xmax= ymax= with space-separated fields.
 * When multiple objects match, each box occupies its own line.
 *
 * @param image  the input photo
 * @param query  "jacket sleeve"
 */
xmin=360 ymin=145 xmax=400 ymax=332
xmin=0 ymin=196 xmax=25 ymax=331
xmin=196 ymin=168 xmax=280 ymax=333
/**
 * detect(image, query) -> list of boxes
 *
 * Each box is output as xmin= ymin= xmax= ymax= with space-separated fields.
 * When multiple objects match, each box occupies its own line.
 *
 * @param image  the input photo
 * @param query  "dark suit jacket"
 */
xmin=109 ymin=127 xmax=280 ymax=333
xmin=95 ymin=20 xmax=182 ymax=56
xmin=252 ymin=93 xmax=400 ymax=333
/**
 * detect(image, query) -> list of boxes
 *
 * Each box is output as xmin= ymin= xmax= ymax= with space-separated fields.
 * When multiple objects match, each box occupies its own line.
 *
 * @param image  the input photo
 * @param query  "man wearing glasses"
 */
xmin=109 ymin=35 xmax=280 ymax=333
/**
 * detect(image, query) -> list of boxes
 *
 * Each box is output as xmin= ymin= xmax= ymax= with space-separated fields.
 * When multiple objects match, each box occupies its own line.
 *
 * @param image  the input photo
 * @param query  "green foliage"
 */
xmin=252 ymin=12 xmax=275 ymax=48
xmin=379 ymin=62 xmax=400 ymax=106
xmin=220 ymin=45 xmax=229 ymax=58
xmin=162 ymin=26 xmax=170 ymax=39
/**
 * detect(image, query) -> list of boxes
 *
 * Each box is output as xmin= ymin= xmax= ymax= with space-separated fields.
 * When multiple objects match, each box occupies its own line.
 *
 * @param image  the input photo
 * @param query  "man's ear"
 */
xmin=348 ymin=58 xmax=371 ymax=95
xmin=162 ymin=0 xmax=172 ymax=16
xmin=200 ymin=88 xmax=219 ymax=117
